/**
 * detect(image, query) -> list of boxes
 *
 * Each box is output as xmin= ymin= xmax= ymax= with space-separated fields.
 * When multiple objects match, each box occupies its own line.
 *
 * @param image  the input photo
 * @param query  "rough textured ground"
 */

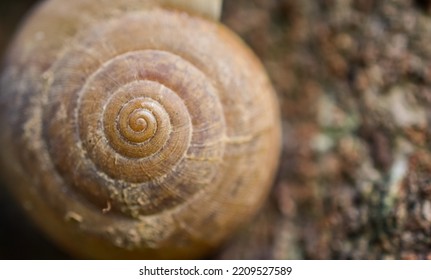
xmin=2 ymin=0 xmax=431 ymax=259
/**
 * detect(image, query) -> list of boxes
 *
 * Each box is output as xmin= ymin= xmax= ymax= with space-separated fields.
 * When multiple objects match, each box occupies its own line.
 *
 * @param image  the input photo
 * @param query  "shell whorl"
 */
xmin=0 ymin=1 xmax=281 ymax=258
xmin=46 ymin=47 xmax=226 ymax=217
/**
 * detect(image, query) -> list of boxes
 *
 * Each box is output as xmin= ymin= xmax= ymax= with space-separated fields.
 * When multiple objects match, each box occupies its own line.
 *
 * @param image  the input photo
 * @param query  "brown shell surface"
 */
xmin=0 ymin=0 xmax=280 ymax=259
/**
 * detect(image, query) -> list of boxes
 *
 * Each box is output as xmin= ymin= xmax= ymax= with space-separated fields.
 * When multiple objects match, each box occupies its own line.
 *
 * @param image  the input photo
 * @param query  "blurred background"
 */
xmin=2 ymin=0 xmax=431 ymax=259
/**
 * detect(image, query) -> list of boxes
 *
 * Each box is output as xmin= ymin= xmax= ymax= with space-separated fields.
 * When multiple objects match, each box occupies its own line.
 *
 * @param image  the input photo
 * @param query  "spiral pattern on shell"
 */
xmin=47 ymin=46 xmax=229 ymax=217
xmin=0 ymin=0 xmax=280 ymax=259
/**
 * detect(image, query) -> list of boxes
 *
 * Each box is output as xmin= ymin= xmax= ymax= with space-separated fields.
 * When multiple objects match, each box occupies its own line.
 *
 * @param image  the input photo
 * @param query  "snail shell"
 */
xmin=0 ymin=0 xmax=280 ymax=259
